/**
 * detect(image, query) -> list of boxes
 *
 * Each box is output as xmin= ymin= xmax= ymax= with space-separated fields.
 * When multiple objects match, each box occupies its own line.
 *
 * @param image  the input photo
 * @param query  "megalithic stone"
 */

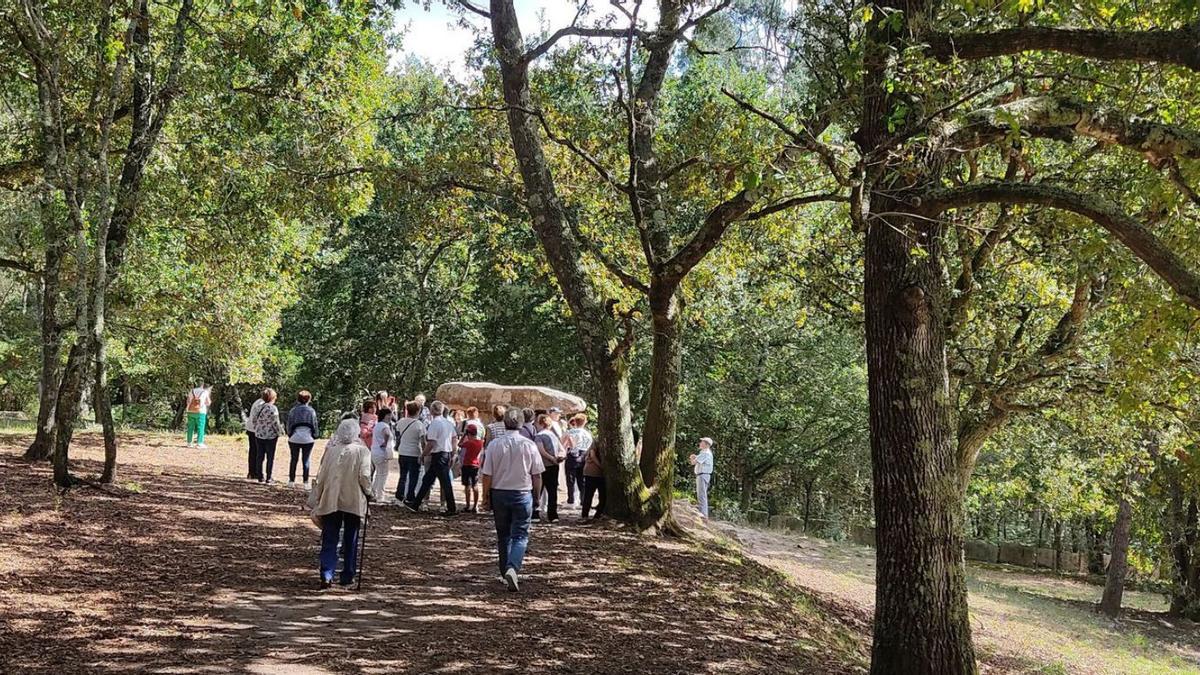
xmin=434 ymin=381 xmax=588 ymax=414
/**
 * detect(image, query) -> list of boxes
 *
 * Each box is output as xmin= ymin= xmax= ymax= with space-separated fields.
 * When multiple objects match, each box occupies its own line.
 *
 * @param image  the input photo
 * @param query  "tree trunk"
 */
xmin=487 ymin=0 xmax=648 ymax=527
xmin=803 ymin=480 xmax=814 ymax=531
xmin=51 ymin=341 xmax=88 ymax=488
xmin=25 ymin=171 xmax=66 ymax=463
xmin=864 ymin=200 xmax=976 ymax=673
xmin=638 ymin=288 xmax=684 ymax=531
xmin=855 ymin=1 xmax=976 ymax=668
xmin=95 ymin=337 xmax=117 ymax=484
xmin=1086 ymin=518 xmax=1107 ymax=575
xmin=1165 ymin=473 xmax=1199 ymax=619
xmin=739 ymin=471 xmax=754 ymax=512
xmin=1053 ymin=520 xmax=1063 ymax=573
xmin=1100 ymin=494 xmax=1135 ymax=617
xmin=591 ymin=356 xmax=647 ymax=523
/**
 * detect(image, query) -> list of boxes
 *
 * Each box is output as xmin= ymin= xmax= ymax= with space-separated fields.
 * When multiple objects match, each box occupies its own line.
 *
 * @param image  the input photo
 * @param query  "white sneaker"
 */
xmin=503 ymin=568 xmax=520 ymax=592
xmin=303 ymin=481 xmax=312 ymax=490
xmin=288 ymin=481 xmax=297 ymax=488
xmin=185 ymin=442 xmax=193 ymax=448
xmin=197 ymin=443 xmax=207 ymax=449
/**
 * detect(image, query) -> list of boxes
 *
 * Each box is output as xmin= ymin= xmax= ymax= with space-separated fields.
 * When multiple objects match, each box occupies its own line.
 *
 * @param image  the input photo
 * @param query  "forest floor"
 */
xmin=721 ymin=523 xmax=1200 ymax=674
xmin=0 ymin=431 xmax=869 ymax=674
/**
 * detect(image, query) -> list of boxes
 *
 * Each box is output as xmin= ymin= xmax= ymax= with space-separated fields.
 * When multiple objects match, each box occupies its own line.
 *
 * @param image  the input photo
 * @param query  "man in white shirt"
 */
xmin=481 ymin=407 xmax=544 ymax=592
xmin=689 ymin=437 xmax=715 ymax=520
xmin=406 ymin=400 xmax=458 ymax=515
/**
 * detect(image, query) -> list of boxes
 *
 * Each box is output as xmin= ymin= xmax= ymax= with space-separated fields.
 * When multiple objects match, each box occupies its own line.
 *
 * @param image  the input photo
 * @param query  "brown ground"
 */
xmin=0 ymin=432 xmax=867 ymax=674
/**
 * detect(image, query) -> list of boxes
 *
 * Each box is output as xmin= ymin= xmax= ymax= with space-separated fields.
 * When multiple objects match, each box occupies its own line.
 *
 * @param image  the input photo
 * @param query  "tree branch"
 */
xmin=454 ymin=0 xmax=491 ymax=19
xmin=942 ymin=96 xmax=1200 ymax=164
xmin=738 ymin=192 xmax=847 ymax=221
xmin=0 ymin=257 xmax=41 ymax=276
xmin=922 ymin=182 xmax=1200 ymax=310
xmin=926 ymin=23 xmax=1200 ymax=71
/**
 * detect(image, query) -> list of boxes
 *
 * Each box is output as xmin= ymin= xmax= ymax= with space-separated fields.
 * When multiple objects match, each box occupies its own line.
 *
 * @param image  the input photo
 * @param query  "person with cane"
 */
xmin=309 ymin=418 xmax=373 ymax=589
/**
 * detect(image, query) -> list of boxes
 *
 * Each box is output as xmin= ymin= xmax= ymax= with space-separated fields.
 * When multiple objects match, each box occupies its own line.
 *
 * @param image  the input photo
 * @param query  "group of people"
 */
xmin=186 ymin=382 xmax=715 ymax=593
xmin=303 ymin=392 xmax=605 ymax=592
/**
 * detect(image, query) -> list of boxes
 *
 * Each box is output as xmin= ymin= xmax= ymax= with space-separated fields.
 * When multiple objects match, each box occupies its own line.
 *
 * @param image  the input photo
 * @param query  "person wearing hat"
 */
xmin=547 ymin=407 xmax=566 ymax=440
xmin=688 ymin=438 xmax=715 ymax=520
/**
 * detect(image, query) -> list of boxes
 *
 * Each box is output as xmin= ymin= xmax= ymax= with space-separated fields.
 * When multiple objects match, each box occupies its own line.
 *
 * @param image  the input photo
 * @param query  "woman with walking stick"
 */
xmin=308 ymin=419 xmax=372 ymax=589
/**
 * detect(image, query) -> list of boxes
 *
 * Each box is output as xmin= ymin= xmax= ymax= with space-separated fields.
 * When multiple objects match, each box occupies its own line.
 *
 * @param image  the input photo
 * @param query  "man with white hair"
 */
xmin=481 ymin=407 xmax=544 ymax=592
xmin=406 ymin=400 xmax=457 ymax=515
xmin=688 ymin=437 xmax=715 ymax=520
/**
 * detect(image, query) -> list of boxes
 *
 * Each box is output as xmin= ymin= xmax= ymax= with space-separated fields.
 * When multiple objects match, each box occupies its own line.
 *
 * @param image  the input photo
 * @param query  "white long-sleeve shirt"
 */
xmin=694 ymin=449 xmax=714 ymax=476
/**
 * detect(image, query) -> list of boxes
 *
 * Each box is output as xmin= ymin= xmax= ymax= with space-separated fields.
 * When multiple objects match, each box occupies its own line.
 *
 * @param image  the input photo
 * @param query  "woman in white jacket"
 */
xmin=309 ymin=419 xmax=373 ymax=589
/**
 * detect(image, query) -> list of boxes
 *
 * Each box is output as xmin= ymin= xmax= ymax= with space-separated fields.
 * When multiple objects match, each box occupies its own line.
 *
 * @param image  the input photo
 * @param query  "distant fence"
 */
xmin=750 ymin=509 xmax=1107 ymax=575
xmin=0 ymin=411 xmax=31 ymax=430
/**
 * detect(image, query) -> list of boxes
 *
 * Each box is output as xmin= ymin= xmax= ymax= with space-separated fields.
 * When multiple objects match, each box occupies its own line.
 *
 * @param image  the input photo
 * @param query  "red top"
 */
xmin=460 ymin=438 xmax=484 ymax=468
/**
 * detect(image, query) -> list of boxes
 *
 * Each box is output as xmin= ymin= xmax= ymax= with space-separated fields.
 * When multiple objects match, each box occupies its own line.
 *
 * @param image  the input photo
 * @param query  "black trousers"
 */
xmin=247 ymin=431 xmax=259 ymax=479
xmin=256 ymin=436 xmax=278 ymax=482
xmin=413 ymin=452 xmax=456 ymax=512
xmin=564 ymin=457 xmax=584 ymax=503
xmin=288 ymin=442 xmax=314 ymax=482
xmin=538 ymin=462 xmax=560 ymax=520
xmin=582 ymin=475 xmax=606 ymax=519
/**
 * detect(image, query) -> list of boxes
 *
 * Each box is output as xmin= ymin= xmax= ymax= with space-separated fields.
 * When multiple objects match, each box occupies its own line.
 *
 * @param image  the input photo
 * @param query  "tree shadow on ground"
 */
xmin=0 ymin=438 xmax=867 ymax=674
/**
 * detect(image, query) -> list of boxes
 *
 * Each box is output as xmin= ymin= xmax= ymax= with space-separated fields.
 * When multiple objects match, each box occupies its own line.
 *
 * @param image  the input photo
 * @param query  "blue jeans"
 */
xmin=288 ymin=442 xmax=314 ymax=482
xmin=491 ymin=489 xmax=532 ymax=574
xmin=396 ymin=455 xmax=422 ymax=503
xmin=319 ymin=511 xmax=361 ymax=584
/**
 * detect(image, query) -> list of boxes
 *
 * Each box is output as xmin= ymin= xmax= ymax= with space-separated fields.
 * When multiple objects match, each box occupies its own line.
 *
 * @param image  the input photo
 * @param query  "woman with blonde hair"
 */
xmin=309 ymin=418 xmax=373 ymax=588
xmin=252 ymin=388 xmax=284 ymax=483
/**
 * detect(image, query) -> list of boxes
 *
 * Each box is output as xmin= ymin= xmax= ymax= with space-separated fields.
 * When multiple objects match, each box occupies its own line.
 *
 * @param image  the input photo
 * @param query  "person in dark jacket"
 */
xmin=286 ymin=390 xmax=320 ymax=489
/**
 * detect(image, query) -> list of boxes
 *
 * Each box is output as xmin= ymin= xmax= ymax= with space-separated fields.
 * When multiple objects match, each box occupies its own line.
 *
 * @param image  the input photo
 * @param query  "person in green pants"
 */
xmin=185 ymin=381 xmax=212 ymax=448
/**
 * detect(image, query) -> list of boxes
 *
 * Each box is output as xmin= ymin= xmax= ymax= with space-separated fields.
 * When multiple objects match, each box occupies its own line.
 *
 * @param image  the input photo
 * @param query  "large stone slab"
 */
xmin=964 ymin=540 xmax=998 ymax=563
xmin=998 ymin=542 xmax=1037 ymax=567
xmin=434 ymin=381 xmax=587 ymax=414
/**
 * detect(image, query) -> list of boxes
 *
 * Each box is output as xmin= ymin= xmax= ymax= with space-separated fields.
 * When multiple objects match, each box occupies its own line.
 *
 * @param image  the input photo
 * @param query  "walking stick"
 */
xmin=356 ymin=499 xmax=370 ymax=590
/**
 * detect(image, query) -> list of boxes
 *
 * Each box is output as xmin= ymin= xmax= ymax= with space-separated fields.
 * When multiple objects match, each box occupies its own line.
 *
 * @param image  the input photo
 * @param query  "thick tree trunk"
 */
xmin=1100 ymin=494 xmax=1135 ymax=617
xmin=26 ymin=172 xmax=66 ymax=463
xmin=591 ymin=356 xmax=647 ymax=523
xmin=488 ymin=0 xmax=648 ymax=527
xmin=864 ymin=200 xmax=976 ymax=673
xmin=638 ymin=289 xmax=684 ymax=531
xmin=1165 ymin=476 xmax=1199 ymax=619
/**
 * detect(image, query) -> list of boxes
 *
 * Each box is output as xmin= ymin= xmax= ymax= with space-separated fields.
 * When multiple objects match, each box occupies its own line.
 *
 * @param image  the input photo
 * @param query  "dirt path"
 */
xmin=719 ymin=523 xmax=1200 ymax=674
xmin=0 ymin=433 xmax=866 ymax=674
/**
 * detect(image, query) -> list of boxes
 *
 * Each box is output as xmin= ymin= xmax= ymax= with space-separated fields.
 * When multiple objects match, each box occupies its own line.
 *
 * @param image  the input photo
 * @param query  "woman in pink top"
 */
xmin=359 ymin=400 xmax=378 ymax=448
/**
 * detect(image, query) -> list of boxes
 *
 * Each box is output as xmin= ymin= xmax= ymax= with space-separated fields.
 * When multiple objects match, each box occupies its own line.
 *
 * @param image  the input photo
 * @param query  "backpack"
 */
xmin=186 ymin=389 xmax=202 ymax=413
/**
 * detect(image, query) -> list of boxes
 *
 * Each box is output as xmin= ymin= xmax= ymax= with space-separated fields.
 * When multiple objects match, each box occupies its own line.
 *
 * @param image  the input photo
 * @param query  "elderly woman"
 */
xmin=308 ymin=419 xmax=373 ymax=589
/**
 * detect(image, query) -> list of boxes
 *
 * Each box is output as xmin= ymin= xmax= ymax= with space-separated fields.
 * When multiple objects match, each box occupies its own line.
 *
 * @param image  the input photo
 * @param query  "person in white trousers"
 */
xmin=689 ymin=437 xmax=714 ymax=520
xmin=370 ymin=407 xmax=396 ymax=503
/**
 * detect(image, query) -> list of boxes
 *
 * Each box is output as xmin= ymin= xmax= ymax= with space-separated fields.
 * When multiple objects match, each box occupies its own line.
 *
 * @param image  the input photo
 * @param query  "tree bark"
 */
xmin=638 ymin=288 xmax=684 ymax=531
xmin=863 ymin=200 xmax=976 ymax=674
xmin=27 ymin=206 xmax=64 ymax=461
xmin=1086 ymin=518 xmax=1107 ymax=575
xmin=1100 ymin=494 xmax=1135 ymax=617
xmin=1165 ymin=472 xmax=1199 ymax=619
xmin=856 ymin=1 xmax=977 ymax=670
xmin=1053 ymin=520 xmax=1064 ymax=573
xmin=488 ymin=0 xmax=647 ymax=525
xmin=95 ymin=334 xmax=117 ymax=483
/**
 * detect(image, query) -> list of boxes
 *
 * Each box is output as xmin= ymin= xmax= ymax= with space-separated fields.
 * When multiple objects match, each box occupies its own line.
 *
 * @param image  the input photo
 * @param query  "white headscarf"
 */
xmin=327 ymin=418 xmax=362 ymax=452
